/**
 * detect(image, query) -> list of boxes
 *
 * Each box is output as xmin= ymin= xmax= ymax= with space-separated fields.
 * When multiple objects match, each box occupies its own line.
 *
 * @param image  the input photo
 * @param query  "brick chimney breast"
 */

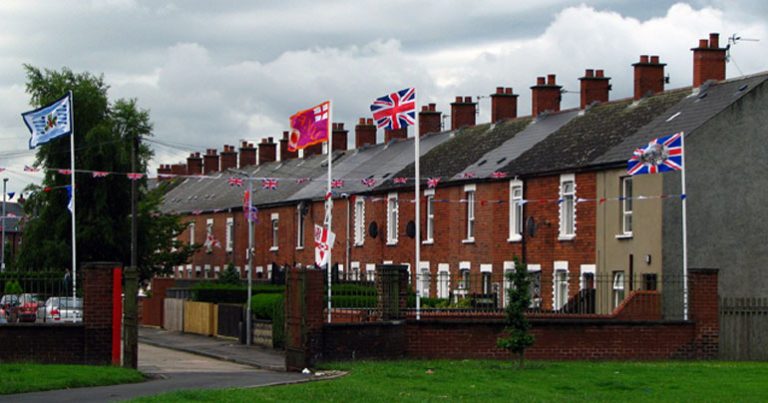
xmin=332 ymin=122 xmax=348 ymax=151
xmin=355 ymin=117 xmax=377 ymax=148
xmin=418 ymin=103 xmax=442 ymax=136
xmin=450 ymin=96 xmax=477 ymax=130
xmin=259 ymin=137 xmax=277 ymax=164
xmin=220 ymin=144 xmax=237 ymax=171
xmin=203 ymin=148 xmax=219 ymax=174
xmin=187 ymin=152 xmax=203 ymax=175
xmin=239 ymin=141 xmax=256 ymax=167
xmin=579 ymin=68 xmax=611 ymax=109
xmin=490 ymin=87 xmax=518 ymax=122
xmin=171 ymin=163 xmax=187 ymax=176
xmin=530 ymin=74 xmax=562 ymax=117
xmin=279 ymin=131 xmax=299 ymax=161
xmin=692 ymin=33 xmax=726 ymax=88
xmin=632 ymin=55 xmax=666 ymax=100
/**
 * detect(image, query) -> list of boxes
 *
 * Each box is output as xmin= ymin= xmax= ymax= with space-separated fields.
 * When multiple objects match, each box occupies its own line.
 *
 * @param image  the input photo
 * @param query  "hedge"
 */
xmin=192 ymin=283 xmax=284 ymax=304
xmin=249 ymin=293 xmax=284 ymax=320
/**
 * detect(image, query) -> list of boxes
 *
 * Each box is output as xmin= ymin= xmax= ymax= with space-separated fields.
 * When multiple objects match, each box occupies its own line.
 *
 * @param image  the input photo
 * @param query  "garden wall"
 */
xmin=140 ymin=277 xmax=175 ymax=327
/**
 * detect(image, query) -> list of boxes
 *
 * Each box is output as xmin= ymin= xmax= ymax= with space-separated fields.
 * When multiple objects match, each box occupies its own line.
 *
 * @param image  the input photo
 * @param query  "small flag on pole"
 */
xmin=64 ymin=185 xmax=74 ymax=214
xmin=314 ymin=224 xmax=336 ymax=268
xmin=22 ymin=93 xmax=73 ymax=149
xmin=427 ymin=177 xmax=441 ymax=188
xmin=628 ymin=132 xmax=684 ymax=175
xmin=228 ymin=177 xmax=244 ymax=187
xmin=370 ymin=88 xmax=416 ymax=130
xmin=288 ymin=101 xmax=331 ymax=152
xmin=262 ymin=178 xmax=278 ymax=190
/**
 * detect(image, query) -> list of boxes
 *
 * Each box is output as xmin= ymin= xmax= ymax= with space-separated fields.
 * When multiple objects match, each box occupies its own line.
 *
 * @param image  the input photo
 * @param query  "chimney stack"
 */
xmin=259 ymin=137 xmax=277 ymax=164
xmin=632 ymin=55 xmax=666 ymax=100
xmin=186 ymin=152 xmax=203 ymax=175
xmin=579 ymin=69 xmax=611 ymax=109
xmin=171 ymin=163 xmax=187 ymax=176
xmin=203 ymin=148 xmax=219 ymax=174
xmin=450 ymin=96 xmax=476 ymax=130
xmin=239 ymin=141 xmax=256 ymax=167
xmin=279 ymin=131 xmax=298 ymax=161
xmin=419 ymin=103 xmax=442 ymax=136
xmin=303 ymin=141 xmax=323 ymax=157
xmin=157 ymin=164 xmax=172 ymax=180
xmin=332 ymin=122 xmax=348 ymax=151
xmin=531 ymin=74 xmax=562 ymax=117
xmin=692 ymin=33 xmax=726 ymax=87
xmin=220 ymin=144 xmax=237 ymax=171
xmin=384 ymin=128 xmax=407 ymax=142
xmin=490 ymin=87 xmax=518 ymax=122
xmin=355 ymin=118 xmax=377 ymax=148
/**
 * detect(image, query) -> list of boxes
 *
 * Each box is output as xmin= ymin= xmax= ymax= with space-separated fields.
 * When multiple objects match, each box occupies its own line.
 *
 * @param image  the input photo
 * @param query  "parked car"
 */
xmin=0 ymin=294 xmax=20 ymax=322
xmin=17 ymin=293 xmax=44 ymax=323
xmin=44 ymin=297 xmax=83 ymax=323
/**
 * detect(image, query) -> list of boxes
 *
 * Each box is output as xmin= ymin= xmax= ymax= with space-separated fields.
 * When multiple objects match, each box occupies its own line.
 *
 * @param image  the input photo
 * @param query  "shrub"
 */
xmin=192 ymin=282 xmax=284 ymax=303
xmin=272 ymin=297 xmax=285 ymax=348
xmin=249 ymin=293 xmax=283 ymax=320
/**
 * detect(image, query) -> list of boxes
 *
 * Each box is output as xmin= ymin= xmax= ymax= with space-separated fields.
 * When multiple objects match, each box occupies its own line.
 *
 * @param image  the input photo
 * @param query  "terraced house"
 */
xmin=160 ymin=33 xmax=768 ymax=318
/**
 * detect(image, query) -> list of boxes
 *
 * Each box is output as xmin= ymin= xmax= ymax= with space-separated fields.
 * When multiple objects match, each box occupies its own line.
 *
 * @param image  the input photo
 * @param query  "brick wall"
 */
xmin=323 ymin=322 xmax=406 ymax=361
xmin=140 ymin=277 xmax=175 ymax=326
xmin=285 ymin=267 xmax=325 ymax=371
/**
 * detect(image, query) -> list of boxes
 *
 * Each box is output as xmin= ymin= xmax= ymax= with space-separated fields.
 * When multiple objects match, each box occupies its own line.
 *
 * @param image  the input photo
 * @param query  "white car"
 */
xmin=44 ymin=297 xmax=83 ymax=323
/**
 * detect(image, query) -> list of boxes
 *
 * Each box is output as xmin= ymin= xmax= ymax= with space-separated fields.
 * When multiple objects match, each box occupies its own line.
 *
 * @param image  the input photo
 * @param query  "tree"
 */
xmin=16 ymin=65 xmax=196 ymax=281
xmin=497 ymin=256 xmax=535 ymax=368
xmin=218 ymin=262 xmax=241 ymax=285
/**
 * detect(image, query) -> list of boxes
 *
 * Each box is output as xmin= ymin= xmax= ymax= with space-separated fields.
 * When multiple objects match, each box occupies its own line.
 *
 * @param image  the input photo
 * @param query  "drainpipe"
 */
xmin=345 ymin=195 xmax=351 ymax=281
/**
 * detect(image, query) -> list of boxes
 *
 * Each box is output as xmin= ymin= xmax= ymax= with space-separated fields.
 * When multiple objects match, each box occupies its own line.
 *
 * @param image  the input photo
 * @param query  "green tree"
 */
xmin=218 ymin=262 xmax=241 ymax=285
xmin=16 ymin=65 xmax=196 ymax=282
xmin=497 ymin=256 xmax=535 ymax=368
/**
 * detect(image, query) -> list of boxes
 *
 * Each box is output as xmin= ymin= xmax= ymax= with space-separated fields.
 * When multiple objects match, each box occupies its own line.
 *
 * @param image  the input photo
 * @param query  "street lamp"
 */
xmin=230 ymin=168 xmax=254 ymax=346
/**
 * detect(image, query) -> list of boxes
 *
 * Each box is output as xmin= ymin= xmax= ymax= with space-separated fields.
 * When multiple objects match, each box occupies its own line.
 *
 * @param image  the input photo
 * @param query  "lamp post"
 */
xmin=230 ymin=168 xmax=253 ymax=346
xmin=1 ymin=178 xmax=7 ymax=272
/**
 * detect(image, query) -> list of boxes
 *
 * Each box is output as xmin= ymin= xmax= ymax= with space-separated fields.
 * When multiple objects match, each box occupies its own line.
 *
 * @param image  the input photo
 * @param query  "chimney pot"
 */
xmin=585 ymin=69 xmax=594 ymax=77
xmin=496 ymin=87 xmax=504 ymax=94
xmin=358 ymin=117 xmax=365 ymax=124
xmin=650 ymin=56 xmax=659 ymax=64
xmin=547 ymin=74 xmax=556 ymax=85
xmin=505 ymin=88 xmax=513 ymax=94
xmin=366 ymin=118 xmax=373 ymax=125
xmin=537 ymin=76 xmax=545 ymax=85
xmin=282 ymin=131 xmax=289 ymax=140
xmin=455 ymin=96 xmax=462 ymax=103
xmin=429 ymin=103 xmax=436 ymax=111
xmin=709 ymin=33 xmax=719 ymax=48
xmin=640 ymin=55 xmax=649 ymax=63
xmin=464 ymin=96 xmax=472 ymax=103
xmin=596 ymin=69 xmax=604 ymax=77
xmin=421 ymin=105 xmax=429 ymax=112
xmin=699 ymin=39 xmax=708 ymax=48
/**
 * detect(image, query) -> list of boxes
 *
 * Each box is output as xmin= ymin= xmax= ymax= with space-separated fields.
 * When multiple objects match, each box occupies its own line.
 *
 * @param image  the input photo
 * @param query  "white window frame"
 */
xmin=365 ymin=263 xmax=376 ymax=282
xmin=437 ymin=264 xmax=450 ymax=299
xmin=423 ymin=189 xmax=435 ymax=244
xmin=354 ymin=198 xmax=365 ymax=246
xmin=296 ymin=206 xmax=305 ymax=249
xmin=459 ymin=261 xmax=471 ymax=290
xmin=509 ymin=179 xmax=524 ymax=242
xmin=559 ymin=174 xmax=576 ymax=240
xmin=621 ymin=176 xmax=633 ymax=236
xmin=480 ymin=264 xmax=493 ymax=294
xmin=270 ymin=213 xmax=279 ymax=251
xmin=225 ymin=217 xmax=234 ymax=253
xmin=387 ymin=193 xmax=399 ymax=245
xmin=350 ymin=261 xmax=360 ymax=281
xmin=189 ymin=221 xmax=196 ymax=245
xmin=464 ymin=184 xmax=476 ymax=243
xmin=553 ymin=261 xmax=569 ymax=310
xmin=503 ymin=261 xmax=514 ymax=308
xmin=418 ymin=261 xmax=430 ymax=297
xmin=613 ymin=271 xmax=626 ymax=308
xmin=527 ymin=264 xmax=542 ymax=309
xmin=579 ymin=264 xmax=596 ymax=291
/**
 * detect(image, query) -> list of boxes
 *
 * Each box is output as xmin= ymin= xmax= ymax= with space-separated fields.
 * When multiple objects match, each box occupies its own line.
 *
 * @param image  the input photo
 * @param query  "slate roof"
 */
xmin=596 ymin=73 xmax=768 ymax=165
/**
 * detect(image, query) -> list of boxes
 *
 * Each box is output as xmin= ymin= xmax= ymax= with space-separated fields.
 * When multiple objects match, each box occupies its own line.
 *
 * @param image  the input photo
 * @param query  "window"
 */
xmin=296 ymin=206 xmax=305 ymax=249
xmin=350 ymin=262 xmax=360 ymax=281
xmin=437 ymin=264 xmax=450 ymax=299
xmin=459 ymin=261 xmax=471 ymax=291
xmin=527 ymin=264 xmax=542 ymax=309
xmin=418 ymin=262 xmax=430 ymax=297
xmin=643 ymin=273 xmax=658 ymax=291
xmin=365 ymin=263 xmax=376 ymax=282
xmin=612 ymin=271 xmax=625 ymax=308
xmin=480 ymin=264 xmax=492 ymax=294
xmin=424 ymin=190 xmax=435 ymax=243
xmin=509 ymin=180 xmax=524 ymax=241
xmin=559 ymin=174 xmax=576 ymax=239
xmin=465 ymin=185 xmax=476 ymax=241
xmin=553 ymin=261 xmax=569 ymax=310
xmin=189 ymin=221 xmax=196 ymax=245
xmin=225 ymin=218 xmax=234 ymax=253
xmin=621 ymin=177 xmax=633 ymax=235
xmin=354 ymin=199 xmax=365 ymax=245
xmin=387 ymin=193 xmax=399 ymax=244
xmin=503 ymin=261 xmax=514 ymax=308
xmin=270 ymin=213 xmax=279 ymax=251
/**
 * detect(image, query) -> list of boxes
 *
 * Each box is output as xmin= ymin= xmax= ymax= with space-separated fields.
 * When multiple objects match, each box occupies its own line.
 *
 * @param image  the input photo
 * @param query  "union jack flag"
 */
xmin=462 ymin=172 xmax=476 ymax=179
xmin=427 ymin=177 xmax=440 ymax=188
xmin=295 ymin=177 xmax=311 ymax=184
xmin=331 ymin=179 xmax=345 ymax=189
xmin=490 ymin=171 xmax=507 ymax=179
xmin=361 ymin=178 xmax=376 ymax=188
xmin=192 ymin=209 xmax=203 ymax=215
xmin=393 ymin=177 xmax=408 ymax=184
xmin=127 ymin=173 xmax=144 ymax=181
xmin=627 ymin=132 xmax=684 ymax=175
xmin=262 ymin=178 xmax=278 ymax=190
xmin=370 ymin=88 xmax=416 ymax=130
xmin=58 ymin=169 xmax=72 ymax=175
xmin=228 ymin=177 xmax=244 ymax=187
xmin=92 ymin=171 xmax=109 ymax=178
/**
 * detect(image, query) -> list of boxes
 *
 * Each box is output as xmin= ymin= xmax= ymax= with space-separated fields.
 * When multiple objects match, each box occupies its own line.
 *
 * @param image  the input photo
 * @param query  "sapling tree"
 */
xmin=497 ymin=256 xmax=535 ymax=368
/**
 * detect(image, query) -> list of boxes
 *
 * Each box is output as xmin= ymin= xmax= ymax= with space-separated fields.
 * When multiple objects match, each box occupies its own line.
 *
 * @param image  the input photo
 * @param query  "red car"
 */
xmin=16 ymin=293 xmax=43 ymax=323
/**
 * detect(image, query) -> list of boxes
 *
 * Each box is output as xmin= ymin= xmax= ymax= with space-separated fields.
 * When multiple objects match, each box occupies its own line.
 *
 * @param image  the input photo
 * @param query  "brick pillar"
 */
xmin=419 ymin=104 xmax=442 ymax=136
xmin=688 ymin=268 xmax=719 ymax=359
xmin=376 ymin=264 xmax=409 ymax=320
xmin=82 ymin=262 xmax=122 ymax=365
xmin=284 ymin=267 xmax=325 ymax=371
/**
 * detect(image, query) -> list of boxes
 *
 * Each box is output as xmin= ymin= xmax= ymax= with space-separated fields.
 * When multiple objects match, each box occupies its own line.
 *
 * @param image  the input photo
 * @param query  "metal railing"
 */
xmin=0 ymin=271 xmax=81 ymax=324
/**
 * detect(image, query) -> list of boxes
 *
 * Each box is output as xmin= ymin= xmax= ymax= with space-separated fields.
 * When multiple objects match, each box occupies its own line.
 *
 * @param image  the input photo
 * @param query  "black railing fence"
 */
xmin=0 ymin=271 xmax=81 ymax=324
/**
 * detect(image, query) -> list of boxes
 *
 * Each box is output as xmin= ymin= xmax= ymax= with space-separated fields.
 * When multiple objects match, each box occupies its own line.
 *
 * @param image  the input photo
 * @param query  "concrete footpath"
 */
xmin=138 ymin=326 xmax=286 ymax=371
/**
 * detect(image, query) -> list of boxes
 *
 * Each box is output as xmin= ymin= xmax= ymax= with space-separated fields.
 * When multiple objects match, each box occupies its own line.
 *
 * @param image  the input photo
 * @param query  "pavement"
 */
xmin=0 ymin=327 xmax=339 ymax=402
xmin=138 ymin=326 xmax=286 ymax=371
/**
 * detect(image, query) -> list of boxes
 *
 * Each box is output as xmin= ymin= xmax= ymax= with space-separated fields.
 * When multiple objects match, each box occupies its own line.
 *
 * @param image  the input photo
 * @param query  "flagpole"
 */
xmin=414 ymin=91 xmax=421 ymax=321
xmin=680 ymin=132 xmax=688 ymax=321
xmin=327 ymin=100 xmax=333 ymax=324
xmin=247 ymin=179 xmax=253 ymax=345
xmin=69 ymin=90 xmax=77 ymax=302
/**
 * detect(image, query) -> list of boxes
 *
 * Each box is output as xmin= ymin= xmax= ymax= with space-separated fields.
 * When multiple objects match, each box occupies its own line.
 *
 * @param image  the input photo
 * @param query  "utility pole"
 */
xmin=1 ymin=178 xmax=7 ymax=272
xmin=123 ymin=127 xmax=139 ymax=369
xmin=246 ymin=176 xmax=253 ymax=346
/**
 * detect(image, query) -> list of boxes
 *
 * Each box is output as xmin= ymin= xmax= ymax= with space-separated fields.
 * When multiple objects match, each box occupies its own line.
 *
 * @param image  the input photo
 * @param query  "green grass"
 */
xmin=0 ymin=363 xmax=144 ymax=395
xmin=132 ymin=360 xmax=768 ymax=402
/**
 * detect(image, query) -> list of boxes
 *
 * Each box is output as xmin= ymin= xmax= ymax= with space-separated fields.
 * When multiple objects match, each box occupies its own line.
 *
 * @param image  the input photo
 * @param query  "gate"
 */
xmin=719 ymin=297 xmax=768 ymax=360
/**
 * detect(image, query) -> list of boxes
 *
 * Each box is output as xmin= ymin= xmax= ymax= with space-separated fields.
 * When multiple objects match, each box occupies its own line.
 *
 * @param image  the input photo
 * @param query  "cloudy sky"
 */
xmin=1 ymin=0 xmax=767 ymax=194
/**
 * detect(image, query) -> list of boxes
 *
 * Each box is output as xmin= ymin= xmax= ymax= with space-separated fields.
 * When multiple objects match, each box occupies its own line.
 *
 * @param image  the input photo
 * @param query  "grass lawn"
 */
xmin=132 ymin=360 xmax=768 ymax=402
xmin=0 ymin=363 xmax=144 ymax=395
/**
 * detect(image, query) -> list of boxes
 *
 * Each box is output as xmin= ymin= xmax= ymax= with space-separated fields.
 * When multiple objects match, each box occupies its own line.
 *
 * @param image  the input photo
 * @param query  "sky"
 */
xmin=1 ymin=0 xmax=767 ymax=195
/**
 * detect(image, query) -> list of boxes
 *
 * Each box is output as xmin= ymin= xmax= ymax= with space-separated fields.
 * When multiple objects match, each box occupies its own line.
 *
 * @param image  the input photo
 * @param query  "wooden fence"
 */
xmin=720 ymin=297 xmax=768 ymax=361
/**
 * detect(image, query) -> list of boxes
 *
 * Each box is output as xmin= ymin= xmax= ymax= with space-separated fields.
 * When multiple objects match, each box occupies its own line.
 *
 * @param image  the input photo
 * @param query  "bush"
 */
xmin=331 ymin=295 xmax=377 ymax=308
xmin=272 ymin=297 xmax=285 ymax=348
xmin=420 ymin=297 xmax=450 ymax=308
xmin=192 ymin=282 xmax=284 ymax=303
xmin=3 ymin=280 xmax=22 ymax=294
xmin=249 ymin=293 xmax=283 ymax=320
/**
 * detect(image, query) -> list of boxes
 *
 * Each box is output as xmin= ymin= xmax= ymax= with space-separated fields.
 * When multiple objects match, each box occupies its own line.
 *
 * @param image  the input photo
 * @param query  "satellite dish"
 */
xmin=406 ymin=221 xmax=416 ymax=238
xmin=368 ymin=221 xmax=378 ymax=238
